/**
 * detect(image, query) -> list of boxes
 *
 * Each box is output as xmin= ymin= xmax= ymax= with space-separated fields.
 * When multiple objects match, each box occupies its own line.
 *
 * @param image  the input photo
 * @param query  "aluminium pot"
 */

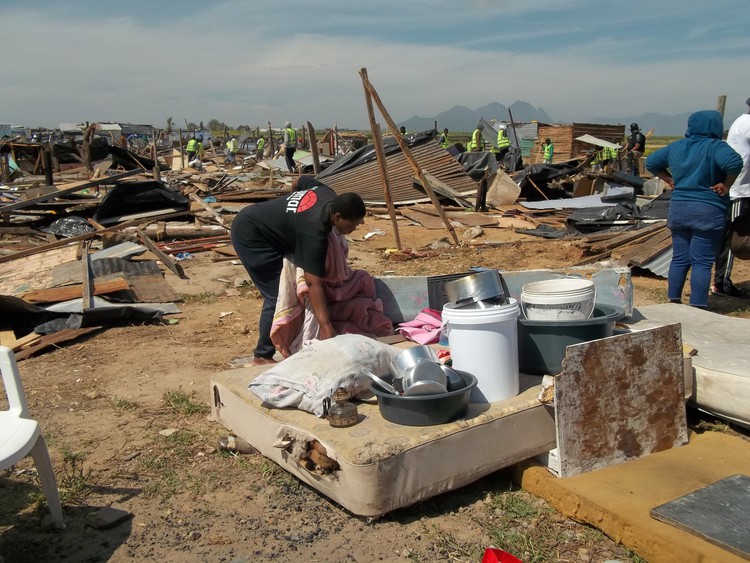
xmin=389 ymin=345 xmax=439 ymax=380
xmin=444 ymin=270 xmax=510 ymax=308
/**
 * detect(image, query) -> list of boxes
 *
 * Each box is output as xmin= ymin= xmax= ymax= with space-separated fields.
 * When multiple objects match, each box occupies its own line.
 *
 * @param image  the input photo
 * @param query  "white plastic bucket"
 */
xmin=442 ymin=299 xmax=520 ymax=403
xmin=520 ymin=278 xmax=595 ymax=321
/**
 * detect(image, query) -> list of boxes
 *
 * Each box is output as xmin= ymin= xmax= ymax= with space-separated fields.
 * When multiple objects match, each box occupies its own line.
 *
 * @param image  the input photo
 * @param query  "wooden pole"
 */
xmin=716 ymin=95 xmax=727 ymax=118
xmin=358 ymin=68 xmax=459 ymax=245
xmin=43 ymin=144 xmax=54 ymax=186
xmin=360 ymin=68 xmax=402 ymax=250
xmin=268 ymin=121 xmax=275 ymax=154
xmin=306 ymin=121 xmax=322 ymax=174
xmin=178 ymin=128 xmax=185 ymax=169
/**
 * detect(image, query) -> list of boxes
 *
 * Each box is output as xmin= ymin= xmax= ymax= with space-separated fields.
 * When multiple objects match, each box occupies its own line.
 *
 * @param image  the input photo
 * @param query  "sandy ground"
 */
xmin=2 ymin=216 xmax=749 ymax=563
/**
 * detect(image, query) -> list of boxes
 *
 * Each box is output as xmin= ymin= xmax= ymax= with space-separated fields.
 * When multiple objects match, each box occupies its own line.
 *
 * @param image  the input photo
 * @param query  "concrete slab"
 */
xmin=515 ymin=431 xmax=750 ymax=563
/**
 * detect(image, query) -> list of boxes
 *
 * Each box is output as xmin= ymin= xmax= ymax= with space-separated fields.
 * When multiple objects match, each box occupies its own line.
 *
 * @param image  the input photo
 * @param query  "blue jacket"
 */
xmin=646 ymin=110 xmax=743 ymax=211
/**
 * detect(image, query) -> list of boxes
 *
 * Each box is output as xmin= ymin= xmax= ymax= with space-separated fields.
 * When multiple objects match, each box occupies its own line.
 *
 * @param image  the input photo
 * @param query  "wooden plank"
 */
xmin=399 ymin=208 xmax=448 ymax=229
xmin=136 ymin=230 xmax=187 ymax=279
xmin=14 ymin=327 xmax=102 ymax=360
xmin=586 ymin=222 xmax=667 ymax=252
xmin=19 ymin=277 xmax=130 ymax=304
xmin=11 ymin=332 xmax=42 ymax=351
xmin=555 ymin=324 xmax=688 ymax=478
xmin=0 ymin=246 xmax=80 ymax=295
xmin=0 ymin=323 xmax=16 ymax=347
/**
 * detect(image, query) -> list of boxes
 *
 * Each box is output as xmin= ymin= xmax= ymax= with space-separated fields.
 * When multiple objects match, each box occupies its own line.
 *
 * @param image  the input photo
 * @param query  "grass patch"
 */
xmin=181 ymin=291 xmax=221 ymax=304
xmin=418 ymin=530 xmax=484 ymax=562
xmin=57 ymin=448 xmax=93 ymax=506
xmin=257 ymin=459 xmax=299 ymax=490
xmin=162 ymin=388 xmax=210 ymax=416
xmin=111 ymin=396 xmax=139 ymax=411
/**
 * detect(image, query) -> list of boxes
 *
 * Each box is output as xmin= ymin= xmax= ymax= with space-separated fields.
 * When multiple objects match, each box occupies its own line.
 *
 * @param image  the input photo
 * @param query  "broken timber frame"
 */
xmin=359 ymin=68 xmax=459 ymax=246
xmin=360 ymin=68 xmax=402 ymax=250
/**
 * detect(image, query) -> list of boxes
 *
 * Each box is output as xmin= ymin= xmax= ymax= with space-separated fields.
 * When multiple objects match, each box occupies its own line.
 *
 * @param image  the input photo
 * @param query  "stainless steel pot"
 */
xmin=444 ymin=270 xmax=510 ymax=308
xmin=389 ymin=345 xmax=440 ymax=380
xmin=399 ymin=361 xmax=448 ymax=395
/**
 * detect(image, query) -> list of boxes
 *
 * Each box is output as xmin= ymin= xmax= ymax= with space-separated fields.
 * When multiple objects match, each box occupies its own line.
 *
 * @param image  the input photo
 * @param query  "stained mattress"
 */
xmin=210 ymin=367 xmax=555 ymax=517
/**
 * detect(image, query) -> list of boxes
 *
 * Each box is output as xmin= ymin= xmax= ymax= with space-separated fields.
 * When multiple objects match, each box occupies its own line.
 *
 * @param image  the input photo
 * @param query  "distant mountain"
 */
xmin=401 ymin=101 xmax=694 ymax=136
xmin=401 ymin=101 xmax=552 ymax=133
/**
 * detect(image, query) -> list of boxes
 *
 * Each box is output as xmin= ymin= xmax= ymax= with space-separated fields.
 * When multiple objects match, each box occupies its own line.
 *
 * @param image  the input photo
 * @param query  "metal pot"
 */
xmin=444 ymin=270 xmax=511 ymax=308
xmin=389 ymin=345 xmax=440 ymax=380
xmin=399 ymin=361 xmax=448 ymax=395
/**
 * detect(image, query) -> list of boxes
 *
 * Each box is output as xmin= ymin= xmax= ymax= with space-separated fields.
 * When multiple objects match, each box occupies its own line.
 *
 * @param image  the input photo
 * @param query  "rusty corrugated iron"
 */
xmin=319 ymin=139 xmax=478 ymax=206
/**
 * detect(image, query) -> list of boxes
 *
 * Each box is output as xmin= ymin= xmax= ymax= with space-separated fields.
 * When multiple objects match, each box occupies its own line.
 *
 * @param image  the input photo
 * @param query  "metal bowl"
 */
xmin=399 ymin=361 xmax=448 ymax=395
xmin=389 ymin=345 xmax=439 ymax=380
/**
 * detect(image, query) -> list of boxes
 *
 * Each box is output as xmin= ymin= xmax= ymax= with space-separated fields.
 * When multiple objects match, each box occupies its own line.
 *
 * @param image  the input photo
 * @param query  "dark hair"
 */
xmin=331 ymin=192 xmax=366 ymax=219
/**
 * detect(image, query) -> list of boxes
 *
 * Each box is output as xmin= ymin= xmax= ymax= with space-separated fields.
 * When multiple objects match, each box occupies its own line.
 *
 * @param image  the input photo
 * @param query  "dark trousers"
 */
xmin=230 ymin=226 xmax=284 ymax=359
xmin=714 ymin=197 xmax=749 ymax=287
xmin=285 ymin=146 xmax=296 ymax=172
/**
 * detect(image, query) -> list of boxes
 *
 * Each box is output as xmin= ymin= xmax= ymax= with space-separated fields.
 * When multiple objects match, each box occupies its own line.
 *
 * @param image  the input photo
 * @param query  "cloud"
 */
xmin=2 ymin=1 xmax=748 ymax=129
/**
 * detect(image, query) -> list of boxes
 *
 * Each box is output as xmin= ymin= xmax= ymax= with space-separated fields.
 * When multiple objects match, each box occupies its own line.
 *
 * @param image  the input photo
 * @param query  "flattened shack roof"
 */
xmin=316 ymin=133 xmax=478 ymax=206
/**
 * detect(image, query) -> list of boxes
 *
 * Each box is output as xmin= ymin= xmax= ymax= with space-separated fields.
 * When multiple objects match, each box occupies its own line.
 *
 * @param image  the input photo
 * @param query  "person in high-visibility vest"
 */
xmin=226 ymin=137 xmax=238 ymax=164
xmin=255 ymin=136 xmax=266 ymax=161
xmin=283 ymin=122 xmax=297 ymax=172
xmin=467 ymin=124 xmax=484 ymax=152
xmin=196 ymin=136 xmax=205 ymax=158
xmin=496 ymin=124 xmax=511 ymax=161
xmin=439 ymin=128 xmax=450 ymax=149
xmin=542 ymin=138 xmax=554 ymax=163
xmin=186 ymin=136 xmax=197 ymax=162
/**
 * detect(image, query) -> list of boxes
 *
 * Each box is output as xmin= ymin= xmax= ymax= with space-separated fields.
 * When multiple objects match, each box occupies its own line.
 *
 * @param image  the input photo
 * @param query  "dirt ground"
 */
xmin=2 ymin=215 xmax=750 ymax=563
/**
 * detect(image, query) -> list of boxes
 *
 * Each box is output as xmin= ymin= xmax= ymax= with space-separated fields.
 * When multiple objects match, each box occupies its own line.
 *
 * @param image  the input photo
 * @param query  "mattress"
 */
xmin=210 ymin=367 xmax=555 ymax=518
xmin=624 ymin=303 xmax=750 ymax=429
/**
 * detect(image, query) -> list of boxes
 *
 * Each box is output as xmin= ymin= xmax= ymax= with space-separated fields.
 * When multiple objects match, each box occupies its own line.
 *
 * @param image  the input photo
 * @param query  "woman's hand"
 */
xmin=711 ymin=182 xmax=729 ymax=196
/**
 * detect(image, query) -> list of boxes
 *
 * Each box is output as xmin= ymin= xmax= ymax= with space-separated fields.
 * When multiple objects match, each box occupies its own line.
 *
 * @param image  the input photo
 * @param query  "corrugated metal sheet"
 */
xmin=637 ymin=247 xmax=671 ymax=279
xmin=319 ymin=139 xmax=479 ymax=205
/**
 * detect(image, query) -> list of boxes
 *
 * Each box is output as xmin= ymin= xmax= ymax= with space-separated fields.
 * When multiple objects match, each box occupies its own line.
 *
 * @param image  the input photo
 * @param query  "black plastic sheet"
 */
xmin=93 ymin=181 xmax=189 ymax=223
xmin=40 ymin=216 xmax=95 ymax=238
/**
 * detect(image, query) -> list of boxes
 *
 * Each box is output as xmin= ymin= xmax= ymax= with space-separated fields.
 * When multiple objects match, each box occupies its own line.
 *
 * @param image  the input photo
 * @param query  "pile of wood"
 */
xmin=574 ymin=222 xmax=671 ymax=267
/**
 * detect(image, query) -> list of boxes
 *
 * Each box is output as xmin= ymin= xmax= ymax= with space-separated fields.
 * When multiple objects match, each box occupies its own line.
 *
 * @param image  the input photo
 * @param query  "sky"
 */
xmin=3 ymin=0 xmax=749 ymax=131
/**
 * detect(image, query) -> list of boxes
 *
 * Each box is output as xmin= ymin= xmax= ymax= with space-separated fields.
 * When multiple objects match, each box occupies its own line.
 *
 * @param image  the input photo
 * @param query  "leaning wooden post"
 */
xmin=178 ymin=128 xmax=185 ymax=169
xmin=268 ymin=121 xmax=275 ymax=154
xmin=360 ymin=69 xmax=402 ymax=250
xmin=358 ymin=68 xmax=459 ymax=246
xmin=306 ymin=121 xmax=322 ymax=174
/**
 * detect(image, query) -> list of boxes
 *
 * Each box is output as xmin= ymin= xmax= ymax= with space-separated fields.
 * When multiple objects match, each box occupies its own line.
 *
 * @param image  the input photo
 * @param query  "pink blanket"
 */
xmin=270 ymin=229 xmax=393 ymax=358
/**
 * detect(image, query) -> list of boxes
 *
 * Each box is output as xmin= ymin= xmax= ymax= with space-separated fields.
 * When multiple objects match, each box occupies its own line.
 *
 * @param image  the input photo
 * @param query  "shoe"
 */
xmin=712 ymin=281 xmax=748 ymax=298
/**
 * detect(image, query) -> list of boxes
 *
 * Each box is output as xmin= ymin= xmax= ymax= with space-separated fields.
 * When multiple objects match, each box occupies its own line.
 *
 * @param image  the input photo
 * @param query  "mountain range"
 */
xmin=400 ymin=101 xmax=694 ymax=137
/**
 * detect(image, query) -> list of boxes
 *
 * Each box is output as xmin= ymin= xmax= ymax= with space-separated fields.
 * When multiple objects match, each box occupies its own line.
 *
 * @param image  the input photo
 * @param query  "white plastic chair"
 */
xmin=0 ymin=346 xmax=65 ymax=528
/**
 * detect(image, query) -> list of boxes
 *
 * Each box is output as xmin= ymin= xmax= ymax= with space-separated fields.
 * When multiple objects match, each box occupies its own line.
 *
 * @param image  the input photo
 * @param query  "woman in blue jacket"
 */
xmin=646 ymin=110 xmax=743 ymax=308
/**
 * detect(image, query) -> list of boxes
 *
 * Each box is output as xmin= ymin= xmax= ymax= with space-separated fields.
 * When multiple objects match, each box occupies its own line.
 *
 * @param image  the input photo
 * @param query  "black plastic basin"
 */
xmin=517 ymin=304 xmax=625 ymax=375
xmin=370 ymin=370 xmax=478 ymax=426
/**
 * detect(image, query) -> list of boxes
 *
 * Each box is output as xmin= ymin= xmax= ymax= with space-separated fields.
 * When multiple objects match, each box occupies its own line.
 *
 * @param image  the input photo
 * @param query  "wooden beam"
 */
xmin=136 ymin=229 xmax=187 ymax=279
xmin=19 ymin=277 xmax=130 ymax=304
xmin=306 ymin=121 xmax=321 ymax=175
xmin=361 ymin=68 xmax=402 ymax=251
xmin=359 ymin=68 xmax=459 ymax=246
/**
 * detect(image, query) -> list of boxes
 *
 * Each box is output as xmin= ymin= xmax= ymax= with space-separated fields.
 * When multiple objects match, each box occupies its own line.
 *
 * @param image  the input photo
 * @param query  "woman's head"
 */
xmin=330 ymin=193 xmax=366 ymax=234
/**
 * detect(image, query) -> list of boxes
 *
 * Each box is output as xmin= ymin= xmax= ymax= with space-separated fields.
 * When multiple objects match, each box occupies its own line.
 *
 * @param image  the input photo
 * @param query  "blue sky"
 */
xmin=3 ymin=0 xmax=749 ymax=131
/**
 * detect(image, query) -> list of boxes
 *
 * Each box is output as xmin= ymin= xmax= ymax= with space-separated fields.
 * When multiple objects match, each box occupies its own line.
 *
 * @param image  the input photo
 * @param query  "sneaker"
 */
xmin=712 ymin=281 xmax=748 ymax=298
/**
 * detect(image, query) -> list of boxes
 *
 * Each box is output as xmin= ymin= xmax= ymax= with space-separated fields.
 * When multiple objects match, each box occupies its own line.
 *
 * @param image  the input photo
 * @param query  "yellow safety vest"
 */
xmin=186 ymin=139 xmax=197 ymax=152
xmin=285 ymin=128 xmax=297 ymax=147
xmin=497 ymin=130 xmax=510 ymax=149
xmin=468 ymin=128 xmax=483 ymax=151
xmin=543 ymin=143 xmax=553 ymax=161
xmin=440 ymin=133 xmax=450 ymax=149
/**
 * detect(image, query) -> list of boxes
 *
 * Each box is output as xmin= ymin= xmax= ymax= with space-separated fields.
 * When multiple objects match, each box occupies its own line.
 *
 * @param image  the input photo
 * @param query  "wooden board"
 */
xmin=399 ymin=208 xmax=448 ymax=229
xmin=555 ymin=324 xmax=688 ymax=478
xmin=19 ymin=277 xmax=130 ymax=304
xmin=0 ymin=246 xmax=80 ymax=295
xmin=650 ymin=474 xmax=750 ymax=559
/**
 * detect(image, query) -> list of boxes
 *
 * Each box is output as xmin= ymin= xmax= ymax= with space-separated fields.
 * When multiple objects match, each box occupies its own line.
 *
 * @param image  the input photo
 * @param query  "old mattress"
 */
xmin=210 ymin=367 xmax=555 ymax=518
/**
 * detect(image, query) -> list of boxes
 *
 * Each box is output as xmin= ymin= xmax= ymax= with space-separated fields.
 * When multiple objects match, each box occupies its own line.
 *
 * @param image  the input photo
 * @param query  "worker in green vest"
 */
xmin=439 ymin=128 xmax=450 ymax=149
xmin=186 ymin=136 xmax=197 ymax=162
xmin=283 ymin=122 xmax=297 ymax=172
xmin=467 ymin=123 xmax=484 ymax=152
xmin=225 ymin=137 xmax=238 ymax=164
xmin=542 ymin=138 xmax=554 ymax=164
xmin=255 ymin=135 xmax=266 ymax=160
xmin=496 ymin=123 xmax=511 ymax=161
